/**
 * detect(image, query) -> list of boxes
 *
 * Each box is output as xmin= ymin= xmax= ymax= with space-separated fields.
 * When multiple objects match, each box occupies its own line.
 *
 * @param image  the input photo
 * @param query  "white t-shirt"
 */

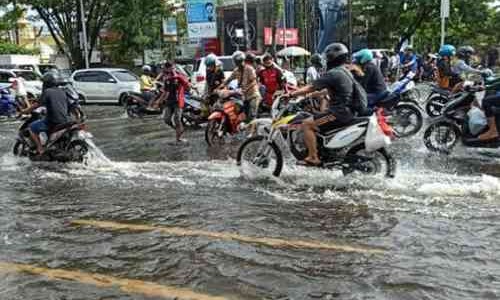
xmin=14 ymin=77 xmax=27 ymax=97
xmin=306 ymin=66 xmax=320 ymax=84
xmin=282 ymin=70 xmax=297 ymax=86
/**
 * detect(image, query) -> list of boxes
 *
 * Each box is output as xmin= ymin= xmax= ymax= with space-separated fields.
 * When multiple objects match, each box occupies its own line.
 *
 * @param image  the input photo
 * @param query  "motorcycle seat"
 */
xmin=48 ymin=122 xmax=77 ymax=134
xmin=432 ymin=86 xmax=451 ymax=96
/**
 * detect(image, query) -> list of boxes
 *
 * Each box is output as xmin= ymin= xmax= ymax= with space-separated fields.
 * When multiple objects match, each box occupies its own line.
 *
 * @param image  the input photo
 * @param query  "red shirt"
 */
xmin=258 ymin=66 xmax=283 ymax=105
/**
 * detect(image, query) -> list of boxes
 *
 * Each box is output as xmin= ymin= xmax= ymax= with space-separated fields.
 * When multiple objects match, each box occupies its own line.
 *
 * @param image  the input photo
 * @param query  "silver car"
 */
xmin=71 ymin=68 xmax=140 ymax=104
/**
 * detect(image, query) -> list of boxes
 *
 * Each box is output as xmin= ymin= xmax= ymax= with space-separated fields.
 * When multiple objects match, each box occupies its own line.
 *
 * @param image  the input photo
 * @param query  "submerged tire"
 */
xmin=391 ymin=104 xmax=423 ymax=138
xmin=237 ymin=135 xmax=283 ymax=177
xmin=342 ymin=144 xmax=396 ymax=178
xmin=205 ymin=119 xmax=225 ymax=146
xmin=13 ymin=140 xmax=29 ymax=156
xmin=423 ymin=121 xmax=460 ymax=154
xmin=67 ymin=140 xmax=89 ymax=163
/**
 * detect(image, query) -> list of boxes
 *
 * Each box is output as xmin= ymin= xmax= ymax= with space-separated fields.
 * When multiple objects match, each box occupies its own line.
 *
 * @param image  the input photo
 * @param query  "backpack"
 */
xmin=337 ymin=66 xmax=369 ymax=116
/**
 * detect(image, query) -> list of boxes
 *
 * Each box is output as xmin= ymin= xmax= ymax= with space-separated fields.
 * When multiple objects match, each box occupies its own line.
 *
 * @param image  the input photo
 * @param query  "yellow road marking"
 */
xmin=71 ymin=219 xmax=385 ymax=254
xmin=0 ymin=262 xmax=228 ymax=300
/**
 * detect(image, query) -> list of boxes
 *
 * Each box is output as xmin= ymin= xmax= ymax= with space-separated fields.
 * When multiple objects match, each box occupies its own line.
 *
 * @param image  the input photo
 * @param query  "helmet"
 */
xmin=439 ymin=44 xmax=456 ymax=57
xmin=232 ymin=51 xmax=246 ymax=66
xmin=42 ymin=71 xmax=61 ymax=89
xmin=142 ymin=65 xmax=151 ymax=72
xmin=323 ymin=43 xmax=349 ymax=64
xmin=310 ymin=53 xmax=323 ymax=66
xmin=205 ymin=54 xmax=217 ymax=67
xmin=353 ymin=48 xmax=373 ymax=64
xmin=457 ymin=46 xmax=475 ymax=58
xmin=245 ymin=52 xmax=256 ymax=63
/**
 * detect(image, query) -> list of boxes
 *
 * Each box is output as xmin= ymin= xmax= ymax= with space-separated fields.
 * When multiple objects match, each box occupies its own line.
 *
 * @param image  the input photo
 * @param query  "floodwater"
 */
xmin=1 ymin=105 xmax=500 ymax=300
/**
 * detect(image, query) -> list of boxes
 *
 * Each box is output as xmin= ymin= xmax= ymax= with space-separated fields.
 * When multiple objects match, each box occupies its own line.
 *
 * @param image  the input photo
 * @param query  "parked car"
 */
xmin=0 ymin=69 xmax=43 ymax=99
xmin=192 ymin=55 xmax=234 ymax=92
xmin=71 ymin=68 xmax=140 ymax=104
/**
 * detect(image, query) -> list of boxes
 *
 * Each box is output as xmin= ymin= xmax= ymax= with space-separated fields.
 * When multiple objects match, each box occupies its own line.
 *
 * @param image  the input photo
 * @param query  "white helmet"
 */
xmin=142 ymin=65 xmax=152 ymax=72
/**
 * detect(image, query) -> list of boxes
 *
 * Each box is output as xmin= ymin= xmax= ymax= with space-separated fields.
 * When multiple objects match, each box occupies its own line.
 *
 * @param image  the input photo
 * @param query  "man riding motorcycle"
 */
xmin=436 ymin=44 xmax=457 ymax=89
xmin=450 ymin=46 xmax=491 ymax=93
xmin=257 ymin=54 xmax=284 ymax=108
xmin=286 ymin=43 xmax=356 ymax=166
xmin=140 ymin=65 xmax=155 ymax=103
xmin=28 ymin=72 xmax=73 ymax=155
xmin=221 ymin=51 xmax=261 ymax=120
xmin=352 ymin=48 xmax=387 ymax=107
xmin=401 ymin=46 xmax=418 ymax=74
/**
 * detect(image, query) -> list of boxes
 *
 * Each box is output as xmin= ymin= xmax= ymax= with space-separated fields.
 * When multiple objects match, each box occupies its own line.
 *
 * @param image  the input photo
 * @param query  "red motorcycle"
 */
xmin=205 ymin=90 xmax=246 ymax=146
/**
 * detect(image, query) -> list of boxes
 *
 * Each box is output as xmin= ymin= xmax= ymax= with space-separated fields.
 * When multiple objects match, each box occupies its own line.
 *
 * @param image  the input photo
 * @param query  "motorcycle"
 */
xmin=425 ymin=71 xmax=499 ymax=117
xmin=0 ymin=83 xmax=17 ymax=118
xmin=205 ymin=89 xmax=246 ymax=146
xmin=125 ymin=83 xmax=164 ymax=118
xmin=237 ymin=95 xmax=397 ymax=177
xmin=422 ymin=80 xmax=498 ymax=154
xmin=13 ymin=83 xmax=90 ymax=163
xmin=375 ymin=73 xmax=424 ymax=138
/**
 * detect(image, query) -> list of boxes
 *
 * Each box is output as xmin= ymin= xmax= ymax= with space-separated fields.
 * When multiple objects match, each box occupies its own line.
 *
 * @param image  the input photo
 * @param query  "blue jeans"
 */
xmin=368 ymin=91 xmax=389 ymax=108
xmin=30 ymin=118 xmax=49 ymax=134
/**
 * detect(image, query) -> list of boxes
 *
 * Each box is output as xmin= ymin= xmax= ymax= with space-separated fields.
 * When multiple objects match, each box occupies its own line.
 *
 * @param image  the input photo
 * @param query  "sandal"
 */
xmin=296 ymin=158 xmax=321 ymax=167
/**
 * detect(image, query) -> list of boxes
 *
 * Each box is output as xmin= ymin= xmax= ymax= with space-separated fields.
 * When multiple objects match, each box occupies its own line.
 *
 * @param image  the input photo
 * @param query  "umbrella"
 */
xmin=276 ymin=46 xmax=311 ymax=57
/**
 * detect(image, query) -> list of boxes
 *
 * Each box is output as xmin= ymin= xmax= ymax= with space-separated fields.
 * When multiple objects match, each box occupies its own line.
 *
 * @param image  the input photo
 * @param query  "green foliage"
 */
xmin=354 ymin=0 xmax=498 ymax=52
xmin=0 ymin=41 xmax=38 ymax=54
xmin=0 ymin=3 xmax=24 ymax=38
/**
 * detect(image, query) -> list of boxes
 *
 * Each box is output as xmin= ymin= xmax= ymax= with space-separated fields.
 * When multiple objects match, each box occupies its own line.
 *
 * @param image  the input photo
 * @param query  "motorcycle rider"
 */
xmin=450 ymin=46 xmax=492 ymax=93
xmin=28 ymin=72 xmax=72 ymax=155
xmin=436 ymin=44 xmax=457 ymax=89
xmin=286 ymin=43 xmax=355 ymax=166
xmin=479 ymin=94 xmax=500 ymax=141
xmin=306 ymin=54 xmax=324 ymax=84
xmin=159 ymin=61 xmax=192 ymax=143
xmin=205 ymin=54 xmax=225 ymax=96
xmin=140 ymin=65 xmax=155 ymax=103
xmin=258 ymin=54 xmax=284 ymax=108
xmin=221 ymin=51 xmax=261 ymax=120
xmin=352 ymin=48 xmax=387 ymax=107
xmin=400 ymin=46 xmax=418 ymax=75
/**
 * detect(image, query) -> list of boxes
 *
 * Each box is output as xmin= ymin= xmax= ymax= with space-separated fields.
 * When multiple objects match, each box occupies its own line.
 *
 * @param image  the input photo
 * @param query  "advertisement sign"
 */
xmin=264 ymin=28 xmax=299 ymax=46
xmin=186 ymin=0 xmax=216 ymax=38
xmin=163 ymin=17 xmax=177 ymax=36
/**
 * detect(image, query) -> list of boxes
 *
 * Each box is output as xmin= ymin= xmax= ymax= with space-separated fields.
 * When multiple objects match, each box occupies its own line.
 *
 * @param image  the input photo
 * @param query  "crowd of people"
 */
xmin=17 ymin=40 xmax=500 ymax=163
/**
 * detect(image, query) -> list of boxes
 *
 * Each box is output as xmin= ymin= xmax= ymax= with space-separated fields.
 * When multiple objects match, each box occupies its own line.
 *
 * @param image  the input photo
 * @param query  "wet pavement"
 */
xmin=1 ymin=105 xmax=500 ymax=300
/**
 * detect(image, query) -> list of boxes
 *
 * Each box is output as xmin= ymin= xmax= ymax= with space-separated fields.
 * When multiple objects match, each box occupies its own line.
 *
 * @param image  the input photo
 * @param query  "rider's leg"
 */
xmin=174 ymin=107 xmax=184 ymax=141
xmin=303 ymin=118 xmax=320 ymax=163
xmin=479 ymin=95 xmax=500 ymax=140
xmin=29 ymin=119 xmax=48 ymax=154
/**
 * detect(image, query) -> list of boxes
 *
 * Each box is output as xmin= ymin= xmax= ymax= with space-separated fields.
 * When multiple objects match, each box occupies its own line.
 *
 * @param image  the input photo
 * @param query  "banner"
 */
xmin=186 ymin=0 xmax=217 ymax=38
xmin=264 ymin=28 xmax=299 ymax=46
xmin=163 ymin=17 xmax=177 ymax=36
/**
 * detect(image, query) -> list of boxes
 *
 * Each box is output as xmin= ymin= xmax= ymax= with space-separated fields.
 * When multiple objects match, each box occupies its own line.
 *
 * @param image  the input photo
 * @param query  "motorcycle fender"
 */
xmin=208 ymin=111 xmax=223 ymax=121
xmin=325 ymin=124 xmax=367 ymax=149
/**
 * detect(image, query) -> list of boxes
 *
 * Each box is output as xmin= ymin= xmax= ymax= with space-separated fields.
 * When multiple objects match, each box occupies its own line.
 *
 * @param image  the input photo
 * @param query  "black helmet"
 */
xmin=457 ymin=46 xmax=475 ymax=58
xmin=42 ymin=71 xmax=61 ymax=89
xmin=310 ymin=53 xmax=323 ymax=67
xmin=323 ymin=43 xmax=349 ymax=66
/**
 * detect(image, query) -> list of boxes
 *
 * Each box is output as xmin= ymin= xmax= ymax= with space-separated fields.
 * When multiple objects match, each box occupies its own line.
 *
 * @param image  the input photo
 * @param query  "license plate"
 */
xmin=78 ymin=131 xmax=93 ymax=139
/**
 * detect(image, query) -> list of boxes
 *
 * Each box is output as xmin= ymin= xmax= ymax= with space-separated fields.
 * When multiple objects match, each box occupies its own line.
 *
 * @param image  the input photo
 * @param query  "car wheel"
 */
xmin=119 ymin=94 xmax=128 ymax=106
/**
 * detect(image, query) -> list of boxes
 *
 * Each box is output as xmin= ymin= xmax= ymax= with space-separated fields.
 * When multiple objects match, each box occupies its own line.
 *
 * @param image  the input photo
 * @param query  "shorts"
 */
xmin=313 ymin=107 xmax=353 ymax=133
xmin=163 ymin=105 xmax=183 ymax=128
xmin=30 ymin=118 xmax=49 ymax=134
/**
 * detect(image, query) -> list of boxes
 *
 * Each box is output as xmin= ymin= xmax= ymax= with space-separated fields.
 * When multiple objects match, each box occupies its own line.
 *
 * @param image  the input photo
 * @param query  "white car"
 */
xmin=0 ymin=69 xmax=43 ymax=98
xmin=192 ymin=56 xmax=234 ymax=92
xmin=71 ymin=68 xmax=140 ymax=104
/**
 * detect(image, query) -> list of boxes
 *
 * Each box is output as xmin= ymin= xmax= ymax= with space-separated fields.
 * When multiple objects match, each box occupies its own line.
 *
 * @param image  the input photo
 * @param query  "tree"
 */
xmin=271 ymin=0 xmax=284 ymax=54
xmin=21 ymin=0 xmax=114 ymax=68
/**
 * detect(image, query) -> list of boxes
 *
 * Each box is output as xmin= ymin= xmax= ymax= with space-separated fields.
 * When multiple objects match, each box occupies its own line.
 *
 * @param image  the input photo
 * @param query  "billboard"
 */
xmin=264 ymin=28 xmax=299 ymax=46
xmin=186 ymin=0 xmax=216 ymax=38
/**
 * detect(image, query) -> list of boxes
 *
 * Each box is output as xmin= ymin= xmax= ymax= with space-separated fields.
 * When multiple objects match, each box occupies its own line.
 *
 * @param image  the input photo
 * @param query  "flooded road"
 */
xmin=1 ymin=106 xmax=500 ymax=300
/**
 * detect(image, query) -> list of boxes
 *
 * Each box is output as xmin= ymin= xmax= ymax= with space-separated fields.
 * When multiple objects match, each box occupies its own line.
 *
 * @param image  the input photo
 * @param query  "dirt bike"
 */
xmin=237 ymin=95 xmax=397 ymax=177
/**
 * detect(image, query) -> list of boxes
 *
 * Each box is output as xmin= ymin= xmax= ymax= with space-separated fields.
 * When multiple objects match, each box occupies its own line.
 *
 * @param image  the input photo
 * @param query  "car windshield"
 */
xmin=14 ymin=71 xmax=41 ymax=81
xmin=112 ymin=70 xmax=138 ymax=82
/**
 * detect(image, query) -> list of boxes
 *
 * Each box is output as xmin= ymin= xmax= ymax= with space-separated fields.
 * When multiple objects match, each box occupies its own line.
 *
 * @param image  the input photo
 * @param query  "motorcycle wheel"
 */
xmin=126 ymin=104 xmax=142 ymax=118
xmin=342 ymin=144 xmax=396 ymax=178
xmin=205 ymin=119 xmax=225 ymax=146
xmin=425 ymin=95 xmax=448 ymax=118
xmin=423 ymin=121 xmax=460 ymax=154
xmin=236 ymin=135 xmax=283 ymax=177
xmin=289 ymin=129 xmax=307 ymax=161
xmin=67 ymin=140 xmax=89 ymax=163
xmin=13 ymin=140 xmax=29 ymax=157
xmin=390 ymin=104 xmax=423 ymax=138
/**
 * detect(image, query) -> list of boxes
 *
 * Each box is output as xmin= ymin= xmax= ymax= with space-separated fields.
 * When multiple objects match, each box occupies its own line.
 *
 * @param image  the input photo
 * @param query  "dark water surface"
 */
xmin=1 ymin=106 xmax=499 ymax=300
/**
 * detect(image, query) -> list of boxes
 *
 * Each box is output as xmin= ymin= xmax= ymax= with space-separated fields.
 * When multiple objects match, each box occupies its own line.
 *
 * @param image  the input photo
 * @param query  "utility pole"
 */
xmin=243 ymin=0 xmax=250 ymax=50
xmin=79 ymin=0 xmax=90 ymax=69
xmin=13 ymin=0 xmax=19 ymax=45
xmin=347 ymin=0 xmax=352 ymax=54
xmin=283 ymin=0 xmax=287 ymax=48
xmin=440 ymin=0 xmax=449 ymax=46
